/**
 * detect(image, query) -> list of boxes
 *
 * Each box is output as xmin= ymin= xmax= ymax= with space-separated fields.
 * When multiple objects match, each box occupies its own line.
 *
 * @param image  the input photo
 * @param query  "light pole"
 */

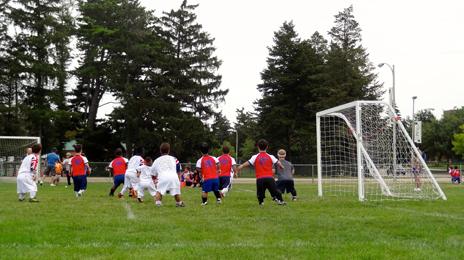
xmin=235 ymin=128 xmax=238 ymax=162
xmin=378 ymin=63 xmax=396 ymax=108
xmin=412 ymin=96 xmax=417 ymax=142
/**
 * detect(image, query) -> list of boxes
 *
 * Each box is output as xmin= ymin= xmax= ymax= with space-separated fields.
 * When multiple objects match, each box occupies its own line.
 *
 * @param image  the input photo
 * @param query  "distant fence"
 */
xmin=0 ymin=161 xmax=454 ymax=180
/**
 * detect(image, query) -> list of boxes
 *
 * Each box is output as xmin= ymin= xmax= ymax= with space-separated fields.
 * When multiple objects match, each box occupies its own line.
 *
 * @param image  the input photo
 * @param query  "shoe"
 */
xmin=18 ymin=198 xmax=25 ymax=202
xmin=201 ymin=202 xmax=208 ymax=206
xmin=414 ymin=188 xmax=422 ymax=192
xmin=117 ymin=193 xmax=123 ymax=199
xmin=137 ymin=198 xmax=143 ymax=203
xmin=39 ymin=181 xmax=43 ymax=186
xmin=155 ymin=202 xmax=162 ymax=207
xmin=109 ymin=192 xmax=114 ymax=197
xmin=65 ymin=185 xmax=68 ymax=188
xmin=50 ymin=184 xmax=56 ymax=187
xmin=277 ymin=200 xmax=287 ymax=206
xmin=292 ymin=196 xmax=297 ymax=201
xmin=216 ymin=199 xmax=222 ymax=204
xmin=176 ymin=202 xmax=185 ymax=207
xmin=259 ymin=202 xmax=264 ymax=207
xmin=29 ymin=197 xmax=39 ymax=203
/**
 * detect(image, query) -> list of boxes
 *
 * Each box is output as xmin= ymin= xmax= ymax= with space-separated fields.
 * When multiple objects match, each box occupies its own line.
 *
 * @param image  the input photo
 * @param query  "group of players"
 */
xmin=16 ymin=139 xmax=298 ymax=206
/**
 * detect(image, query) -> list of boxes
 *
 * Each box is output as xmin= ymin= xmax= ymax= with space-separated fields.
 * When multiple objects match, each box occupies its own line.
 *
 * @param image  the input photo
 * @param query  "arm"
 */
xmin=237 ymin=161 xmax=250 ymax=173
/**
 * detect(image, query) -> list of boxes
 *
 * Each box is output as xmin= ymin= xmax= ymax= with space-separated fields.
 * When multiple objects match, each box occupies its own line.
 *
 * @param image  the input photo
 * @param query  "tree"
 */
xmin=325 ymin=6 xmax=383 ymax=105
xmin=452 ymin=125 xmax=464 ymax=159
xmin=160 ymin=0 xmax=227 ymax=121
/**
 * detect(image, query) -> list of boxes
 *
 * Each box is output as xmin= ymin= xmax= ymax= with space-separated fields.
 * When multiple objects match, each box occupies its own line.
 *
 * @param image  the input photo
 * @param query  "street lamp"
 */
xmin=378 ymin=63 xmax=396 ymax=108
xmin=412 ymin=96 xmax=417 ymax=141
xmin=235 ymin=127 xmax=238 ymax=162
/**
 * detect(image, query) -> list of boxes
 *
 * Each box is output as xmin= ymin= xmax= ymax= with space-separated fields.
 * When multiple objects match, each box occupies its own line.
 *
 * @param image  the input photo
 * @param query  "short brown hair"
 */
xmin=257 ymin=139 xmax=268 ymax=151
xmin=160 ymin=142 xmax=170 ymax=154
xmin=73 ymin=144 xmax=82 ymax=153
xmin=32 ymin=144 xmax=42 ymax=154
xmin=222 ymin=145 xmax=230 ymax=154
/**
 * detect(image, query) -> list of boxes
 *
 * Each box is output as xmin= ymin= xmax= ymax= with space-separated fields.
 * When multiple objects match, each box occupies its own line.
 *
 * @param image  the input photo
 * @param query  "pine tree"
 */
xmin=325 ymin=6 xmax=383 ymax=105
xmin=160 ymin=0 xmax=227 ymax=121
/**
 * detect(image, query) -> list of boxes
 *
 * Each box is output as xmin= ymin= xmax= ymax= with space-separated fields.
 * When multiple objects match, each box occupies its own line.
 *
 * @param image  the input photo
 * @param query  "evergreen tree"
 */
xmin=160 ymin=0 xmax=227 ymax=121
xmin=325 ymin=6 xmax=383 ymax=105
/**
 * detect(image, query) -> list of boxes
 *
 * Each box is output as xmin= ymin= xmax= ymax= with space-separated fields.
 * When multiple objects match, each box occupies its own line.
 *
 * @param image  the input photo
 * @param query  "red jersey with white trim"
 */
xmin=196 ymin=155 xmax=219 ymax=181
xmin=248 ymin=152 xmax=278 ymax=179
xmin=71 ymin=155 xmax=88 ymax=176
xmin=218 ymin=154 xmax=236 ymax=177
xmin=108 ymin=156 xmax=128 ymax=176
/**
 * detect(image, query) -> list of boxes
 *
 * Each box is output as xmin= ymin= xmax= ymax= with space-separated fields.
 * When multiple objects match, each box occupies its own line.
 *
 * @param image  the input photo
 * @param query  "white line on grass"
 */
xmin=384 ymin=206 xmax=464 ymax=221
xmin=124 ymin=202 xmax=136 ymax=220
xmin=236 ymin=188 xmax=255 ymax=193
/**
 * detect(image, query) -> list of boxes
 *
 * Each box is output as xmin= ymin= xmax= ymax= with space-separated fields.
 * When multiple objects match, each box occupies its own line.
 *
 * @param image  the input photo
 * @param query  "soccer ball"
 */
xmin=39 ymin=180 xmax=44 ymax=186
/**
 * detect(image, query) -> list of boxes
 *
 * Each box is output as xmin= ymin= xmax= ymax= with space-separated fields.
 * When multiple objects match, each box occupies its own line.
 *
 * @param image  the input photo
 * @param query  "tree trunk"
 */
xmin=87 ymin=82 xmax=101 ymax=130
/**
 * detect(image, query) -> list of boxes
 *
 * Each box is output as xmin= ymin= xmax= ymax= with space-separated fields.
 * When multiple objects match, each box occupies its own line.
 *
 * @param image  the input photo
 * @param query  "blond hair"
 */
xmin=277 ymin=149 xmax=286 ymax=156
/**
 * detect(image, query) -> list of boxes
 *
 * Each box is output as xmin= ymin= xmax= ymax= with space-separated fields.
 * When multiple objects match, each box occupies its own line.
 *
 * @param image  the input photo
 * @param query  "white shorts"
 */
xmin=157 ymin=177 xmax=181 ymax=196
xmin=125 ymin=172 xmax=139 ymax=189
xmin=138 ymin=181 xmax=157 ymax=197
xmin=17 ymin=173 xmax=37 ymax=194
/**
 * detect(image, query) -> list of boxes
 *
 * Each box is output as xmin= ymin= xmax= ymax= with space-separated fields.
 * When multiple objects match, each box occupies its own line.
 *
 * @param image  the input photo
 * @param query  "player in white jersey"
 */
xmin=136 ymin=157 xmax=157 ymax=203
xmin=118 ymin=147 xmax=144 ymax=198
xmin=17 ymin=144 xmax=42 ymax=202
xmin=151 ymin=142 xmax=185 ymax=207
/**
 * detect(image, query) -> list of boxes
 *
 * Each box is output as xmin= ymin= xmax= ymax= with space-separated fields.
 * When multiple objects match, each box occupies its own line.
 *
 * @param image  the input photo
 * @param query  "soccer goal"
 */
xmin=316 ymin=101 xmax=446 ymax=201
xmin=0 ymin=136 xmax=41 ymax=177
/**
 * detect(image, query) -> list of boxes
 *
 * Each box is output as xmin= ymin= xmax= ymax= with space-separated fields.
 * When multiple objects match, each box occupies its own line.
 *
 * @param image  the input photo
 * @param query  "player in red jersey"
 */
xmin=218 ymin=145 xmax=237 ymax=197
xmin=70 ymin=144 xmax=90 ymax=197
xmin=108 ymin=148 xmax=129 ymax=196
xmin=196 ymin=142 xmax=222 ymax=205
xmin=237 ymin=139 xmax=286 ymax=206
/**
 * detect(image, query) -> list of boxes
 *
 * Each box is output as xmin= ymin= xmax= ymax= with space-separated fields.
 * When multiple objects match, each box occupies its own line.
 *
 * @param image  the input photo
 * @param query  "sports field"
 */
xmin=0 ymin=181 xmax=463 ymax=259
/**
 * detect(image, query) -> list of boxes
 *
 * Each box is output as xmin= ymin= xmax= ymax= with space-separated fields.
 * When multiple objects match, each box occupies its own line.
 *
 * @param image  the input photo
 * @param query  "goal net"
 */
xmin=316 ymin=101 xmax=446 ymax=201
xmin=0 ymin=136 xmax=41 ymax=177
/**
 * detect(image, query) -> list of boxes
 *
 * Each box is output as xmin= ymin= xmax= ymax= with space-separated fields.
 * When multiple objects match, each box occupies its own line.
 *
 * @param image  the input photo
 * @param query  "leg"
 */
xmin=155 ymin=191 xmax=163 ymax=206
xmin=256 ymin=179 xmax=266 ymax=204
xmin=267 ymin=178 xmax=283 ymax=203
xmin=288 ymin=180 xmax=297 ymax=199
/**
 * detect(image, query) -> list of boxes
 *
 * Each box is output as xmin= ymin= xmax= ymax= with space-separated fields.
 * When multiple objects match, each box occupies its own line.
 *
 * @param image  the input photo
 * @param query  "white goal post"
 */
xmin=0 ymin=136 xmax=41 ymax=177
xmin=316 ymin=101 xmax=446 ymax=201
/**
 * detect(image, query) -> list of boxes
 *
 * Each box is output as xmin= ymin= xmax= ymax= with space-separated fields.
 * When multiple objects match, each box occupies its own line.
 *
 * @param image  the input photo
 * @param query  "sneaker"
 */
xmin=259 ymin=202 xmax=264 ymax=207
xmin=216 ymin=199 xmax=222 ymax=204
xmin=176 ymin=202 xmax=185 ymax=207
xmin=109 ymin=192 xmax=114 ymax=197
xmin=414 ymin=188 xmax=422 ymax=192
xmin=18 ymin=198 xmax=25 ymax=202
xmin=292 ymin=196 xmax=297 ymax=201
xmin=201 ymin=201 xmax=208 ymax=206
xmin=117 ymin=193 xmax=123 ymax=199
xmin=155 ymin=201 xmax=162 ymax=207
xmin=277 ymin=200 xmax=287 ymax=206
xmin=29 ymin=197 xmax=39 ymax=203
xmin=50 ymin=184 xmax=56 ymax=187
xmin=39 ymin=180 xmax=43 ymax=186
xmin=137 ymin=198 xmax=143 ymax=203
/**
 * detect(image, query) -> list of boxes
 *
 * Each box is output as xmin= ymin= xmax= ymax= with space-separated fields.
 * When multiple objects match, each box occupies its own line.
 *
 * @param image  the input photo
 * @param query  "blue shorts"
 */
xmin=202 ymin=178 xmax=219 ymax=193
xmin=73 ymin=175 xmax=87 ymax=192
xmin=113 ymin=174 xmax=125 ymax=188
xmin=219 ymin=176 xmax=231 ymax=190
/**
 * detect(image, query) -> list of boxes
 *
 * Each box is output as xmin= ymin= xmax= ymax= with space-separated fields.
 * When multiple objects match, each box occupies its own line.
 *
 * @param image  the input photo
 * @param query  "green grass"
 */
xmin=0 ymin=181 xmax=463 ymax=259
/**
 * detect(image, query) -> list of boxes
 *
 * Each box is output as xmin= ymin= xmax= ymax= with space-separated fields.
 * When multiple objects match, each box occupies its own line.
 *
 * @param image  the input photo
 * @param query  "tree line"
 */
xmin=1 ymin=1 xmax=460 ymax=163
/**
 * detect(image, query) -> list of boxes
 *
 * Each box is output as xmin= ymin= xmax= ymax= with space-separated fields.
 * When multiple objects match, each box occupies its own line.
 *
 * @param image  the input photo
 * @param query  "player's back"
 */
xmin=218 ymin=154 xmax=235 ymax=177
xmin=138 ymin=165 xmax=154 ymax=182
xmin=127 ymin=155 xmax=144 ymax=174
xmin=110 ymin=156 xmax=128 ymax=176
xmin=152 ymin=155 xmax=180 ymax=179
xmin=71 ymin=155 xmax=87 ymax=176
xmin=249 ymin=152 xmax=277 ymax=179
xmin=197 ymin=155 xmax=219 ymax=180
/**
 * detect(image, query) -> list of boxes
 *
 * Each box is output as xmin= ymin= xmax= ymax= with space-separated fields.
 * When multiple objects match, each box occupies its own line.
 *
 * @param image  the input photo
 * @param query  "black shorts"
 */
xmin=276 ymin=180 xmax=297 ymax=196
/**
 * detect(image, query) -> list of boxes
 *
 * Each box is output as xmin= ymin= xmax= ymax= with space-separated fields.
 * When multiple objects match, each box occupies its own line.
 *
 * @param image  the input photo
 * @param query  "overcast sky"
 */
xmin=99 ymin=0 xmax=464 ymax=122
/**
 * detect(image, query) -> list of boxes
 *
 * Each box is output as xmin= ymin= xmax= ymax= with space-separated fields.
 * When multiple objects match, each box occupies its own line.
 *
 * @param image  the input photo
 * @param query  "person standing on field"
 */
xmin=70 ymin=144 xmax=90 ymax=197
xmin=275 ymin=149 xmax=297 ymax=201
xmin=237 ymin=139 xmax=286 ymax=206
xmin=62 ymin=152 xmax=72 ymax=188
xmin=151 ymin=143 xmax=185 ymax=207
xmin=118 ymin=147 xmax=144 ymax=199
xmin=196 ymin=142 xmax=222 ymax=205
xmin=17 ymin=144 xmax=42 ymax=202
xmin=218 ymin=145 xmax=237 ymax=197
xmin=41 ymin=147 xmax=61 ymax=186
xmin=108 ymin=148 xmax=128 ymax=196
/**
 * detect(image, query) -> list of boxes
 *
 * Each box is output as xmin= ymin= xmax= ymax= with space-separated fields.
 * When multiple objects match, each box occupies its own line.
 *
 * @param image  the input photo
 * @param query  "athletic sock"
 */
xmin=213 ymin=190 xmax=221 ymax=199
xmin=202 ymin=197 xmax=207 ymax=203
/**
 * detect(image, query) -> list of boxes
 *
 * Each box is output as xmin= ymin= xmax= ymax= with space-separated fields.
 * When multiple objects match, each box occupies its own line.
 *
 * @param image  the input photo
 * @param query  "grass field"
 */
xmin=0 ymin=181 xmax=463 ymax=259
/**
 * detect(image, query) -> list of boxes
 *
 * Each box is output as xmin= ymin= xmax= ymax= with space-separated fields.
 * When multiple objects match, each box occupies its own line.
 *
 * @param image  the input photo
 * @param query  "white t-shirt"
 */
xmin=152 ymin=155 xmax=180 ymax=180
xmin=137 ymin=165 xmax=156 ymax=183
xmin=18 ymin=154 xmax=39 ymax=176
xmin=126 ymin=155 xmax=144 ymax=174
xmin=62 ymin=158 xmax=71 ymax=171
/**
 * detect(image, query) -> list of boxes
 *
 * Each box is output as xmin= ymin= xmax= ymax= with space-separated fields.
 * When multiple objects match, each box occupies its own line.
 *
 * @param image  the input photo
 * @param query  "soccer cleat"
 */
xmin=137 ymin=198 xmax=143 ymax=203
xmin=259 ymin=202 xmax=264 ymax=207
xmin=414 ymin=188 xmax=422 ymax=192
xmin=201 ymin=201 xmax=208 ymax=206
xmin=216 ymin=199 xmax=222 ymax=204
xmin=276 ymin=200 xmax=287 ymax=206
xmin=176 ymin=202 xmax=185 ymax=207
xmin=50 ymin=184 xmax=56 ymax=187
xmin=18 ymin=198 xmax=25 ymax=202
xmin=117 ymin=193 xmax=123 ymax=199
xmin=39 ymin=180 xmax=43 ymax=186
xmin=29 ymin=197 xmax=39 ymax=203
xmin=292 ymin=196 xmax=297 ymax=201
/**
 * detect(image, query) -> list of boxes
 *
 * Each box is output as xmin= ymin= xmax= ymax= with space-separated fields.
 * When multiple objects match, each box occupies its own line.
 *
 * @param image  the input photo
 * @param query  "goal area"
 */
xmin=316 ymin=101 xmax=446 ymax=201
xmin=0 ymin=136 xmax=41 ymax=177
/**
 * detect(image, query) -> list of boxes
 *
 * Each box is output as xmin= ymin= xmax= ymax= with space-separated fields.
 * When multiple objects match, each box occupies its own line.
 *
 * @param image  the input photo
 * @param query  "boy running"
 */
xmin=70 ymin=144 xmax=90 ymax=197
xmin=151 ymin=143 xmax=185 ymax=207
xmin=275 ymin=149 xmax=297 ymax=201
xmin=108 ymin=148 xmax=128 ymax=196
xmin=118 ymin=147 xmax=144 ymax=198
xmin=237 ymin=139 xmax=286 ymax=206
xmin=196 ymin=142 xmax=222 ymax=205
xmin=17 ymin=144 xmax=42 ymax=202
xmin=218 ymin=145 xmax=237 ymax=197
xmin=136 ymin=156 xmax=157 ymax=203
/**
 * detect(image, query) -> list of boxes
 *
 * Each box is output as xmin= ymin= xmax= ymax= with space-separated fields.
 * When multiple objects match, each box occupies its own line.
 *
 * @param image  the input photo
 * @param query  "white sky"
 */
xmin=98 ymin=0 xmax=464 ymax=122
